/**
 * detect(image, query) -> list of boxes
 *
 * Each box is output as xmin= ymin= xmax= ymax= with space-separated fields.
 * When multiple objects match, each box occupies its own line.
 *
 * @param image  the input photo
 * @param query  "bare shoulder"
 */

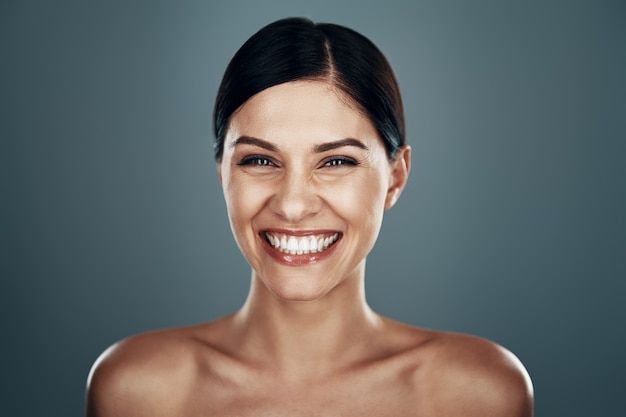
xmin=415 ymin=331 xmax=534 ymax=417
xmin=85 ymin=323 xmax=218 ymax=417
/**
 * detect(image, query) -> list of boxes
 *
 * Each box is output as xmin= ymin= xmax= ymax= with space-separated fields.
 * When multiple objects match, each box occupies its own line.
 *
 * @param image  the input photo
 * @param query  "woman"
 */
xmin=86 ymin=17 xmax=533 ymax=416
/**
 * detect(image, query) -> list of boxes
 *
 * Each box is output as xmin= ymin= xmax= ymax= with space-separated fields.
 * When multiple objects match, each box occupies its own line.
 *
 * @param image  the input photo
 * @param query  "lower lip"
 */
xmin=261 ymin=234 xmax=341 ymax=266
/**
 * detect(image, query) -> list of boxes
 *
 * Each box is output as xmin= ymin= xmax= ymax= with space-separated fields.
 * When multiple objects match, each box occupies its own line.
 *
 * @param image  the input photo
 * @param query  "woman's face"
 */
xmin=219 ymin=80 xmax=409 ymax=302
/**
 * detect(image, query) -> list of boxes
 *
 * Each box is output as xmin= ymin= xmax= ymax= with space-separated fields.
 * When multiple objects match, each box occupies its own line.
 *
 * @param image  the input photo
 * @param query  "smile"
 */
xmin=263 ymin=232 xmax=340 ymax=255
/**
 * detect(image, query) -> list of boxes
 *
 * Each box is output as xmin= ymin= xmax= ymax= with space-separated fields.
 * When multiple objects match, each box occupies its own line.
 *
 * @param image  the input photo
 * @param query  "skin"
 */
xmin=86 ymin=80 xmax=533 ymax=416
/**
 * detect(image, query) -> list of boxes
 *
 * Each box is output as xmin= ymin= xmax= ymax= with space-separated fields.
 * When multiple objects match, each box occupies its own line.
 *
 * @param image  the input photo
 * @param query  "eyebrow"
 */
xmin=230 ymin=136 xmax=278 ymax=152
xmin=314 ymin=138 xmax=369 ymax=153
xmin=231 ymin=136 xmax=369 ymax=153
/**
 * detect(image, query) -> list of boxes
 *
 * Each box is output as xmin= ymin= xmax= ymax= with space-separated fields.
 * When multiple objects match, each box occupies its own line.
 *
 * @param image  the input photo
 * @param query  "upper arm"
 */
xmin=85 ymin=335 xmax=190 ymax=417
xmin=488 ymin=345 xmax=534 ymax=417
xmin=421 ymin=335 xmax=534 ymax=417
xmin=85 ymin=342 xmax=153 ymax=417
xmin=85 ymin=344 xmax=127 ymax=417
xmin=453 ymin=349 xmax=533 ymax=417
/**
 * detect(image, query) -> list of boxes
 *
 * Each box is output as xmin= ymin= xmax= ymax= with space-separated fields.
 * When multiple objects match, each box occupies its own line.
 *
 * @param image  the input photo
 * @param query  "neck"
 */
xmin=231 ymin=267 xmax=381 ymax=380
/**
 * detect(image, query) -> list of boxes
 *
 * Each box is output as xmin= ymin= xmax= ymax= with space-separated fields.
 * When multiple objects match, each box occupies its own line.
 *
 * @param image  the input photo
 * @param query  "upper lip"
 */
xmin=261 ymin=228 xmax=341 ymax=236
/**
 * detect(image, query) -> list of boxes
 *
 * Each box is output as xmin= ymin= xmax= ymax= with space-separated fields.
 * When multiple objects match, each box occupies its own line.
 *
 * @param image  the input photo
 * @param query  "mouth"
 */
xmin=263 ymin=231 xmax=340 ymax=254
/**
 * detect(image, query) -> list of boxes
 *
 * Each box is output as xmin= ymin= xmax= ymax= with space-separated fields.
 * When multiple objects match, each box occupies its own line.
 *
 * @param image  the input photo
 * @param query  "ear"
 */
xmin=384 ymin=145 xmax=411 ymax=209
xmin=217 ymin=162 xmax=223 ymax=185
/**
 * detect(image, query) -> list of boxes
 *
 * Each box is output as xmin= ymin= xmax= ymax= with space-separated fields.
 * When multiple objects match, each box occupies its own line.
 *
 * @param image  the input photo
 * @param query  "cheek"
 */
xmin=324 ymin=171 xmax=387 ymax=227
xmin=223 ymin=176 xmax=268 ymax=238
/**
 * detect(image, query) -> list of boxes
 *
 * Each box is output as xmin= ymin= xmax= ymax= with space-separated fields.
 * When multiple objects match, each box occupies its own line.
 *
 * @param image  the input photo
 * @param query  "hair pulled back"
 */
xmin=213 ymin=17 xmax=405 ymax=161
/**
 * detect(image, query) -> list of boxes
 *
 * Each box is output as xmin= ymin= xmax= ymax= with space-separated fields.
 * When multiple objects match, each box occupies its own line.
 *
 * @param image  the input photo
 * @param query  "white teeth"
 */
xmin=298 ymin=238 xmax=309 ymax=254
xmin=287 ymin=237 xmax=298 ymax=253
xmin=265 ymin=232 xmax=339 ymax=255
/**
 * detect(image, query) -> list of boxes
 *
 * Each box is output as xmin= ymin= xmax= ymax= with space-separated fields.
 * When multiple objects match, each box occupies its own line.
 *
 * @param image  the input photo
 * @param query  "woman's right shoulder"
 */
xmin=85 ymin=324 xmax=224 ymax=416
xmin=88 ymin=328 xmax=191 ymax=378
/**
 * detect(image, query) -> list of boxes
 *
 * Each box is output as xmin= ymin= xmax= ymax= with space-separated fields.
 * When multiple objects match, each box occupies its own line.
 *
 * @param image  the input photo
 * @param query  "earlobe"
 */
xmin=217 ymin=163 xmax=223 ymax=185
xmin=385 ymin=188 xmax=401 ymax=209
xmin=385 ymin=145 xmax=411 ymax=210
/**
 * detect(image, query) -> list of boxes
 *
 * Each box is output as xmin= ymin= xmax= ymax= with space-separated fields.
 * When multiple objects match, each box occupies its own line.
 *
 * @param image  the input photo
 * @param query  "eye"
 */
xmin=238 ymin=156 xmax=276 ymax=167
xmin=322 ymin=157 xmax=358 ymax=168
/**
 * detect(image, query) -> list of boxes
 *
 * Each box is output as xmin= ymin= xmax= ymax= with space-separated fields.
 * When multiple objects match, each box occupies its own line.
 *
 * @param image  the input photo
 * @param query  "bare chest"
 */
xmin=179 ymin=369 xmax=420 ymax=417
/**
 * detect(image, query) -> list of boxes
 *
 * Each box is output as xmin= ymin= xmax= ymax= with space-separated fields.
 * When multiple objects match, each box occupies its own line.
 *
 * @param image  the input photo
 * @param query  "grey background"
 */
xmin=2 ymin=0 xmax=624 ymax=416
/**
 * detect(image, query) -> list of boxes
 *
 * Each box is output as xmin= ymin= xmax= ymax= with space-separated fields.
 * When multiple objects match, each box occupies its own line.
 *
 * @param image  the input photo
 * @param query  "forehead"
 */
xmin=226 ymin=80 xmax=380 ymax=147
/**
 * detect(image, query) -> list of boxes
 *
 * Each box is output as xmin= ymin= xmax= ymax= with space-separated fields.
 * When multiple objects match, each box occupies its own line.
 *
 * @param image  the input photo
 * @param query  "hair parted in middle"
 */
xmin=213 ymin=17 xmax=405 ymax=162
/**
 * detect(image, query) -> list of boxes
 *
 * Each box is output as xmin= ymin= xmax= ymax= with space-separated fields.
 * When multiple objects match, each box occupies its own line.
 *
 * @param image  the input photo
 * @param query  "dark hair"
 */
xmin=213 ymin=17 xmax=405 ymax=161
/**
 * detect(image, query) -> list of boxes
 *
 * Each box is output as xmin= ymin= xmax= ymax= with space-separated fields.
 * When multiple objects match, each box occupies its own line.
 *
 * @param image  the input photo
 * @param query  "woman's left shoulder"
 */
xmin=416 ymin=330 xmax=534 ymax=416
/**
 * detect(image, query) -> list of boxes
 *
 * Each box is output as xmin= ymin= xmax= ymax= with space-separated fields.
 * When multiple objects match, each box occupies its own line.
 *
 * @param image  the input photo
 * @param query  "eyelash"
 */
xmin=238 ymin=156 xmax=275 ymax=167
xmin=322 ymin=157 xmax=358 ymax=167
xmin=238 ymin=156 xmax=358 ymax=168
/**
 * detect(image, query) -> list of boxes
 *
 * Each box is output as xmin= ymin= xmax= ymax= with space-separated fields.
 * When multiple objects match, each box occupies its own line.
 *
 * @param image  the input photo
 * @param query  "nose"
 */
xmin=269 ymin=168 xmax=321 ymax=222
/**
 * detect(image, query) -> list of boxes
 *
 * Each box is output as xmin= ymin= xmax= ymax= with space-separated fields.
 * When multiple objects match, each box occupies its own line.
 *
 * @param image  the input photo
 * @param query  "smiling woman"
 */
xmin=219 ymin=79 xmax=404 ymax=301
xmin=85 ymin=17 xmax=533 ymax=417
